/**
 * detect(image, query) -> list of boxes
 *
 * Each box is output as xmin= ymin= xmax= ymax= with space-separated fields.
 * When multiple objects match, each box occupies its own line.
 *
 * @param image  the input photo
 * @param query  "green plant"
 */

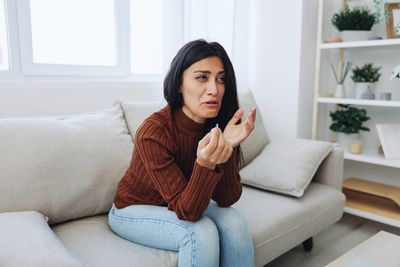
xmin=329 ymin=104 xmax=370 ymax=134
xmin=351 ymin=63 xmax=381 ymax=82
xmin=331 ymin=6 xmax=377 ymax=31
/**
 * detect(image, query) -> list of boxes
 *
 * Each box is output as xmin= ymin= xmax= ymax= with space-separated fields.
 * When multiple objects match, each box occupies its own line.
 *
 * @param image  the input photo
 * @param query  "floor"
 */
xmin=265 ymin=214 xmax=400 ymax=267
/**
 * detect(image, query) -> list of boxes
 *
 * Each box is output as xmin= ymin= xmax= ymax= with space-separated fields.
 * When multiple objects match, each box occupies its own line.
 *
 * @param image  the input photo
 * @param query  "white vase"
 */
xmin=336 ymin=133 xmax=362 ymax=153
xmin=341 ymin=30 xmax=372 ymax=42
xmin=354 ymin=82 xmax=375 ymax=99
xmin=334 ymin=84 xmax=345 ymax=98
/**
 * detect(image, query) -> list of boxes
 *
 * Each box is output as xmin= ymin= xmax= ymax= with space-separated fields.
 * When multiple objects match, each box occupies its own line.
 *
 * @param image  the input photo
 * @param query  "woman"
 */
xmin=109 ymin=39 xmax=256 ymax=267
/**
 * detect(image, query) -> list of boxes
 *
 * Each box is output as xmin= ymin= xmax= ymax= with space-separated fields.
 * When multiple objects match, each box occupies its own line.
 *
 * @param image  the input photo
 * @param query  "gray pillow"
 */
xmin=117 ymin=100 xmax=166 ymax=139
xmin=240 ymin=139 xmax=334 ymax=197
xmin=0 ymin=104 xmax=133 ymax=223
xmin=0 ymin=211 xmax=86 ymax=267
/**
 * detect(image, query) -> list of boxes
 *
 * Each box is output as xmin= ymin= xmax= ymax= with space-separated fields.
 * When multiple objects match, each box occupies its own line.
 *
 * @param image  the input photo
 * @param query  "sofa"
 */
xmin=0 ymin=92 xmax=345 ymax=267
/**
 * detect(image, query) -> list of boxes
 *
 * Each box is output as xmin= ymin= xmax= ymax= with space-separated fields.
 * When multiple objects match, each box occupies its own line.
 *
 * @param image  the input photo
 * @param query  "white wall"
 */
xmin=247 ymin=0 xmax=319 ymax=141
xmin=248 ymin=0 xmax=303 ymax=140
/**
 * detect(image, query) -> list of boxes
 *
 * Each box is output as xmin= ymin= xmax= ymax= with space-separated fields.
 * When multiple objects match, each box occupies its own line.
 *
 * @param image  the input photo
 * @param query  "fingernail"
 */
xmin=215 ymin=123 xmax=219 ymax=128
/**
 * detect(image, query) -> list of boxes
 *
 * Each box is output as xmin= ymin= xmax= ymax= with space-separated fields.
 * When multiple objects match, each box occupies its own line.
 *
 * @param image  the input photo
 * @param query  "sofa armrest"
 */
xmin=312 ymin=145 xmax=344 ymax=190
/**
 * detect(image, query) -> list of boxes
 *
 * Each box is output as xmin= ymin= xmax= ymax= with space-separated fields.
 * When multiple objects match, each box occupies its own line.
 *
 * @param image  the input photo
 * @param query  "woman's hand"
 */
xmin=223 ymin=107 xmax=256 ymax=148
xmin=196 ymin=126 xmax=233 ymax=170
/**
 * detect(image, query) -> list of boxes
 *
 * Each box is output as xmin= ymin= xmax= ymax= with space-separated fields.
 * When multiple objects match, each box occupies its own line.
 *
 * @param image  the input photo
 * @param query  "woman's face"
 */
xmin=180 ymin=56 xmax=225 ymax=124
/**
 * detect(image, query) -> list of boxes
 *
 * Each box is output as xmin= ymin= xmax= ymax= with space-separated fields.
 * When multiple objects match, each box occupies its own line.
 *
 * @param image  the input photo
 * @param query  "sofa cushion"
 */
xmin=234 ymin=184 xmax=345 ymax=266
xmin=0 ymin=105 xmax=133 ymax=224
xmin=52 ymin=215 xmax=178 ymax=267
xmin=238 ymin=91 xmax=270 ymax=167
xmin=0 ymin=211 xmax=85 ymax=267
xmin=118 ymin=100 xmax=166 ymax=139
xmin=240 ymin=139 xmax=334 ymax=197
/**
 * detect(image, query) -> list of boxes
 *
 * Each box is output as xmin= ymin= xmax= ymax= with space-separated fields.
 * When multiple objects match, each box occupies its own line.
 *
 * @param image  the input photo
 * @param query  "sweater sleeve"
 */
xmin=211 ymin=150 xmax=243 ymax=207
xmin=135 ymin=120 xmax=223 ymax=221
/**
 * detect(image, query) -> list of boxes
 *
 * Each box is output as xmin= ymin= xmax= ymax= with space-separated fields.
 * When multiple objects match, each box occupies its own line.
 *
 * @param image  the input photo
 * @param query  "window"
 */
xmin=0 ymin=0 xmax=9 ymax=70
xmin=17 ymin=0 xmax=130 ymax=76
xmin=29 ymin=0 xmax=116 ymax=66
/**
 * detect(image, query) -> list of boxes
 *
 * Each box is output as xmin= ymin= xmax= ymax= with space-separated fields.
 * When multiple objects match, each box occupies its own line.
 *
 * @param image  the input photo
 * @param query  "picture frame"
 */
xmin=385 ymin=3 xmax=400 ymax=38
xmin=376 ymin=124 xmax=400 ymax=159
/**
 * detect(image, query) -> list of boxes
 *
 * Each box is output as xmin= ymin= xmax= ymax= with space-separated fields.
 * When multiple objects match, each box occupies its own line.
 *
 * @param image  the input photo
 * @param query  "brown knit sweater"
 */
xmin=113 ymin=105 xmax=242 ymax=221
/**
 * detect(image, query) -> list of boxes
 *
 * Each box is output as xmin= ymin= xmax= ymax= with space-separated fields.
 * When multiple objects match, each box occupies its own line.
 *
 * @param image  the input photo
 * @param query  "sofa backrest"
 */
xmin=0 ymin=104 xmax=133 ymax=224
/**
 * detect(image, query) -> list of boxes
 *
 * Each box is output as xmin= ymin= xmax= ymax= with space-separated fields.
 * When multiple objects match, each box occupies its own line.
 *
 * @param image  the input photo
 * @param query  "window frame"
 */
xmin=16 ymin=0 xmax=131 ymax=76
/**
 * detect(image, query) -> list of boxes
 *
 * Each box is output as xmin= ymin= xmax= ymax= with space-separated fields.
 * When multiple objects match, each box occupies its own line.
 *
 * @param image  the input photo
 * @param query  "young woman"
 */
xmin=109 ymin=39 xmax=256 ymax=267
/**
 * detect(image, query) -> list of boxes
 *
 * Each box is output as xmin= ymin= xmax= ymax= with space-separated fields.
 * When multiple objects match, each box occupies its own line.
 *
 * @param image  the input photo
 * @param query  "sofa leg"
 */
xmin=302 ymin=237 xmax=313 ymax=252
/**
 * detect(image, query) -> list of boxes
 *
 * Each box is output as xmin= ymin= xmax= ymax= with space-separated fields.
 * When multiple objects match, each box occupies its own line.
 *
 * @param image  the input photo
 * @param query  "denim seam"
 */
xmin=111 ymin=208 xmax=196 ymax=266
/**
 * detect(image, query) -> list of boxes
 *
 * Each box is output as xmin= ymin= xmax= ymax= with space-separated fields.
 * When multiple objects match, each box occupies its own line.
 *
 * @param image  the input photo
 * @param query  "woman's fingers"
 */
xmin=227 ymin=108 xmax=244 ymax=126
xmin=203 ymin=126 xmax=219 ymax=155
xmin=244 ymin=107 xmax=256 ymax=132
xmin=198 ymin=132 xmax=211 ymax=148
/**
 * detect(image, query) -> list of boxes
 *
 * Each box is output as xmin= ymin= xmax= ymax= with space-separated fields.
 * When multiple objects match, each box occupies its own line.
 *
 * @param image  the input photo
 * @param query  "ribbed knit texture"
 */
xmin=114 ymin=106 xmax=242 ymax=221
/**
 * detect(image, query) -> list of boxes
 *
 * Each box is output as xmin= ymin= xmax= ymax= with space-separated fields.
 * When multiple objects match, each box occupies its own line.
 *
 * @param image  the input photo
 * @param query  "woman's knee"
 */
xmin=184 ymin=216 xmax=219 ymax=249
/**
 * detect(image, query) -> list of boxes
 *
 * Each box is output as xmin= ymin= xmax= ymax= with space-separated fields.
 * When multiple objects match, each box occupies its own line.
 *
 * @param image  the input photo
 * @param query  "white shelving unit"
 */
xmin=312 ymin=0 xmax=400 ymax=226
xmin=344 ymin=151 xmax=400 ymax=168
xmin=318 ymin=97 xmax=400 ymax=107
xmin=344 ymin=207 xmax=400 ymax=228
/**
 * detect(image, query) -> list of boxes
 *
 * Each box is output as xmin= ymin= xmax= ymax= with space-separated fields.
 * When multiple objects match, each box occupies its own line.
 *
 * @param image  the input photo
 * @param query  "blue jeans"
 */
xmin=108 ymin=201 xmax=254 ymax=267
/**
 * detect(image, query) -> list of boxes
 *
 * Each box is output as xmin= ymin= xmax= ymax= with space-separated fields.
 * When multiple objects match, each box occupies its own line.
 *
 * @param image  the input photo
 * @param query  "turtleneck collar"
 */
xmin=174 ymin=107 xmax=204 ymax=133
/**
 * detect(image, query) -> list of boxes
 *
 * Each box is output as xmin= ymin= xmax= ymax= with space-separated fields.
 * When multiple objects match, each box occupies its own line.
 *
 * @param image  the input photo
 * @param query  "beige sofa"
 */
xmin=0 ymin=92 xmax=345 ymax=267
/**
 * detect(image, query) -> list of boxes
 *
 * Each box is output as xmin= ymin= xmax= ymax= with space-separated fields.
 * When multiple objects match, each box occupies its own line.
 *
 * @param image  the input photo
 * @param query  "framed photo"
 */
xmin=376 ymin=124 xmax=400 ymax=159
xmin=385 ymin=3 xmax=400 ymax=38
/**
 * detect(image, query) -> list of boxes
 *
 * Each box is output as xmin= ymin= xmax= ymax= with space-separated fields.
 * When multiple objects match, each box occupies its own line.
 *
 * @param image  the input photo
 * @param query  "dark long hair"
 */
xmin=164 ymin=39 xmax=242 ymax=162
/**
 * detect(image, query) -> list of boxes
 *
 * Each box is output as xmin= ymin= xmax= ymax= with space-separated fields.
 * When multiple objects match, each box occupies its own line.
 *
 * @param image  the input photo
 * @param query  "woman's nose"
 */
xmin=206 ymin=81 xmax=218 ymax=95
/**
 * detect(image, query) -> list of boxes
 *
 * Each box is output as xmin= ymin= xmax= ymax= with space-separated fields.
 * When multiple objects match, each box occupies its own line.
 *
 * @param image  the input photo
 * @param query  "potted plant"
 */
xmin=329 ymin=104 xmax=370 ymax=154
xmin=331 ymin=6 xmax=377 ymax=41
xmin=351 ymin=63 xmax=381 ymax=99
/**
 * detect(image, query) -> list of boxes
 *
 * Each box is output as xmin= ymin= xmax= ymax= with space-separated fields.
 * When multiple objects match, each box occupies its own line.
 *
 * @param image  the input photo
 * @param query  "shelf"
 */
xmin=344 ymin=151 xmax=400 ymax=168
xmin=343 ymin=178 xmax=400 ymax=227
xmin=317 ymin=97 xmax=400 ymax=107
xmin=320 ymin=38 xmax=400 ymax=49
xmin=344 ymin=207 xmax=400 ymax=228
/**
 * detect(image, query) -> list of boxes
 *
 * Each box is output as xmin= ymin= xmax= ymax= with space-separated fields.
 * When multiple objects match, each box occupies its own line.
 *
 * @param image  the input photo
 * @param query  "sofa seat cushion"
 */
xmin=234 ymin=183 xmax=345 ymax=267
xmin=52 ymin=215 xmax=178 ymax=267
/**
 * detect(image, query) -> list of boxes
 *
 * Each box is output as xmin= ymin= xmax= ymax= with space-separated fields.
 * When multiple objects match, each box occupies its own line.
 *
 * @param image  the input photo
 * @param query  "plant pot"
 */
xmin=336 ymin=133 xmax=362 ymax=153
xmin=340 ymin=30 xmax=372 ymax=42
xmin=354 ymin=82 xmax=375 ymax=99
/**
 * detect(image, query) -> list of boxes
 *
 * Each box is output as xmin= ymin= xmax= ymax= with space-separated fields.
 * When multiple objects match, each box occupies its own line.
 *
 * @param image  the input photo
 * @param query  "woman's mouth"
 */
xmin=202 ymin=100 xmax=219 ymax=107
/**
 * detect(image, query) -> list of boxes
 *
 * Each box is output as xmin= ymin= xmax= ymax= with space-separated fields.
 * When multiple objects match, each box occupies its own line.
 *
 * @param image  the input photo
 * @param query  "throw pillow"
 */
xmin=0 ymin=104 xmax=133 ymax=224
xmin=240 ymin=139 xmax=334 ymax=197
xmin=118 ymin=100 xmax=166 ymax=139
xmin=0 ymin=211 xmax=86 ymax=267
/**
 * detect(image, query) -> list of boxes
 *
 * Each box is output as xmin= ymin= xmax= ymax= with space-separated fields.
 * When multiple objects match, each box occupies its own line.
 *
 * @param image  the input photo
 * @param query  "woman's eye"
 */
xmin=217 ymin=75 xmax=225 ymax=84
xmin=196 ymin=75 xmax=207 ymax=81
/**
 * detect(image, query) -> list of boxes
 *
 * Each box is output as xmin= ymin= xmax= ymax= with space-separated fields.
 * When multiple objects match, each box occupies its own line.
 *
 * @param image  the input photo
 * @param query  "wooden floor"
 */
xmin=265 ymin=214 xmax=400 ymax=267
